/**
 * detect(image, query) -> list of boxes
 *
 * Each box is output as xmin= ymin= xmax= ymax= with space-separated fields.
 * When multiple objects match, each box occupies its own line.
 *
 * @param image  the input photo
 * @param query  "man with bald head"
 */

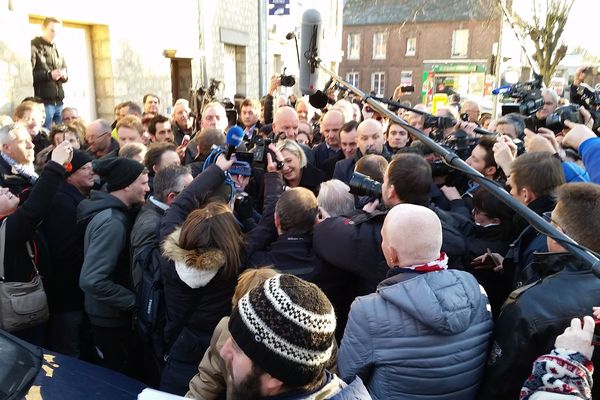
xmin=332 ymin=118 xmax=388 ymax=184
xmin=86 ymin=119 xmax=119 ymax=159
xmin=272 ymin=106 xmax=315 ymax=165
xmin=272 ymin=105 xmax=299 ymax=141
xmin=338 ymin=204 xmax=493 ymax=400
xmin=312 ymin=109 xmax=344 ymax=170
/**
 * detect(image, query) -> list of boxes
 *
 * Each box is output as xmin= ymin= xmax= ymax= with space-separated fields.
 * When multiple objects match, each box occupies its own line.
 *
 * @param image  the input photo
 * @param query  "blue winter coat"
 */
xmin=338 ymin=269 xmax=493 ymax=400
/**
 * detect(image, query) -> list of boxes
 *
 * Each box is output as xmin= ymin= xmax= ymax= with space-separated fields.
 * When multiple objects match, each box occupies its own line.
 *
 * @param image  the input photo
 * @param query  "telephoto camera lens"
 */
xmin=349 ymin=172 xmax=382 ymax=199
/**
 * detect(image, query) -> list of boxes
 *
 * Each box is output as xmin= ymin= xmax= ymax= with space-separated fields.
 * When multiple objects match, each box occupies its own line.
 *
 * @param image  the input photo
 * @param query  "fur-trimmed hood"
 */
xmin=162 ymin=228 xmax=225 ymax=289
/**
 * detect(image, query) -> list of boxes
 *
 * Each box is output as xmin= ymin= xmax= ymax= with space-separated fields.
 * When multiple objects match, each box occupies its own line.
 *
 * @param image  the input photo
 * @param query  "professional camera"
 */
xmin=252 ymin=137 xmax=283 ymax=171
xmin=498 ymin=73 xmax=544 ymax=116
xmin=545 ymin=104 xmax=581 ymax=134
xmin=576 ymin=83 xmax=600 ymax=107
xmin=349 ymin=172 xmax=382 ymax=199
xmin=442 ymin=130 xmax=480 ymax=160
xmin=280 ymin=68 xmax=296 ymax=87
xmin=572 ymin=83 xmax=600 ymax=132
xmin=524 ymin=104 xmax=581 ymax=134
xmin=423 ymin=115 xmax=454 ymax=131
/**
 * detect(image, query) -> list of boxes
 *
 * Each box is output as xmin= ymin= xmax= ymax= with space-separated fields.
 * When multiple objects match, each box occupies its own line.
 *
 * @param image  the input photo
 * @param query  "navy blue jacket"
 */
xmin=313 ymin=142 xmax=341 ymax=171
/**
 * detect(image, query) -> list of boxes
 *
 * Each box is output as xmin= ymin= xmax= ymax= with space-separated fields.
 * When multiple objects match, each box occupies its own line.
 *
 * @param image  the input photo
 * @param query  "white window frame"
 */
xmin=371 ymin=72 xmax=385 ymax=97
xmin=347 ymin=33 xmax=360 ymax=60
xmin=451 ymin=29 xmax=469 ymax=58
xmin=406 ymin=36 xmax=416 ymax=56
xmin=372 ymin=32 xmax=387 ymax=60
xmin=346 ymin=72 xmax=359 ymax=88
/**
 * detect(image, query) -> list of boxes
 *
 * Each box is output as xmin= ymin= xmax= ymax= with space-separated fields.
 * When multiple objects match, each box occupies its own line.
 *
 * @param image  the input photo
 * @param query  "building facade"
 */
xmin=0 ymin=0 xmax=262 ymax=121
xmin=339 ymin=0 xmax=501 ymax=106
xmin=0 ymin=0 xmax=344 ymax=122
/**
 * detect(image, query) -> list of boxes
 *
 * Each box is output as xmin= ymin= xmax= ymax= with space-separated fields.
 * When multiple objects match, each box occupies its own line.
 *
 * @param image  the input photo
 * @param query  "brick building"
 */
xmin=339 ymin=0 xmax=501 ymax=106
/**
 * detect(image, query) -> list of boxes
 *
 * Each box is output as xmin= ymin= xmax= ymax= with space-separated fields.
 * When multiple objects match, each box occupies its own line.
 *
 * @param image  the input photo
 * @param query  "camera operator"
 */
xmin=183 ymin=102 xmax=233 ymax=164
xmin=570 ymin=65 xmax=591 ymax=106
xmin=158 ymin=153 xmax=243 ymax=395
xmin=460 ymin=100 xmax=480 ymax=124
xmin=535 ymin=88 xmax=559 ymax=126
xmin=494 ymin=113 xmax=525 ymax=140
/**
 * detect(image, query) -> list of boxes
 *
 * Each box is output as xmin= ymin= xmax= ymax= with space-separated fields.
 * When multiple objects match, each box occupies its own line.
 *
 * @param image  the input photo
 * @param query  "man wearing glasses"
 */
xmin=86 ymin=119 xmax=119 ymax=159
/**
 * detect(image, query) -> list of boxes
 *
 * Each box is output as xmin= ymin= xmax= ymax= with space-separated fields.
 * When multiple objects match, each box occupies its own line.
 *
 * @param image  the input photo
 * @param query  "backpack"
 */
xmin=131 ymin=240 xmax=166 ymax=362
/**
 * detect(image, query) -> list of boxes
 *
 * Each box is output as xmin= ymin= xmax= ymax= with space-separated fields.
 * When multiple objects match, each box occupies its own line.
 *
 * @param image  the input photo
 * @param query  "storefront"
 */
xmin=421 ymin=61 xmax=491 ymax=104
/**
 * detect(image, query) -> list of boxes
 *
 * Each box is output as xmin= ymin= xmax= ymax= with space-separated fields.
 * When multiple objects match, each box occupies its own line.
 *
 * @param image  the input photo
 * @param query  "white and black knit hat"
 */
xmin=228 ymin=274 xmax=336 ymax=386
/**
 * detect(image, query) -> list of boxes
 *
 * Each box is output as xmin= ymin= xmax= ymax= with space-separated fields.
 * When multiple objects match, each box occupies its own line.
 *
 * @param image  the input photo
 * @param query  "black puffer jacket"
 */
xmin=158 ymin=165 xmax=237 ymax=362
xmin=31 ymin=36 xmax=68 ymax=103
xmin=478 ymin=252 xmax=600 ymax=400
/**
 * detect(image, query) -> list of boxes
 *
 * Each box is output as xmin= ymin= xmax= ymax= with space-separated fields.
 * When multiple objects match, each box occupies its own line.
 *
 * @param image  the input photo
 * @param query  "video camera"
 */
xmin=252 ymin=137 xmax=283 ymax=171
xmin=572 ymin=83 xmax=600 ymax=131
xmin=498 ymin=73 xmax=544 ymax=116
xmin=423 ymin=115 xmax=454 ymax=131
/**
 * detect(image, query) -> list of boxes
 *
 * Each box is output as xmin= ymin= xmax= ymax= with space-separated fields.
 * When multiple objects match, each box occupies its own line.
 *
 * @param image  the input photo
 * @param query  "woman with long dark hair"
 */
xmin=158 ymin=155 xmax=245 ymax=395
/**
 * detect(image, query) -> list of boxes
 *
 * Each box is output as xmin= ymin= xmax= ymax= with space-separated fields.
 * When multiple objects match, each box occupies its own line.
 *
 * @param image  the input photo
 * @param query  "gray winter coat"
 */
xmin=78 ymin=191 xmax=136 ymax=328
xmin=338 ymin=269 xmax=493 ymax=400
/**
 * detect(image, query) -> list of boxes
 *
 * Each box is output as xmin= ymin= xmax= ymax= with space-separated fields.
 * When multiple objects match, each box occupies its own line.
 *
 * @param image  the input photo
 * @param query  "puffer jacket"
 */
xmin=338 ymin=268 xmax=493 ymax=400
xmin=31 ymin=36 xmax=68 ymax=103
xmin=160 ymin=228 xmax=236 ymax=363
xmin=158 ymin=164 xmax=237 ymax=363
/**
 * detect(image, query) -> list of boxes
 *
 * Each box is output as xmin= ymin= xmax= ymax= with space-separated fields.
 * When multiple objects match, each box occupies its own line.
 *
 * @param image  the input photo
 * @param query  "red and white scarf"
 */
xmin=402 ymin=252 xmax=448 ymax=272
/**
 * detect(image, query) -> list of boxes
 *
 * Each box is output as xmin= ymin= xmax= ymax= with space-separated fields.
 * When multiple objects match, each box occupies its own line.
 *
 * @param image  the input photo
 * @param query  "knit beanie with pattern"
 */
xmin=228 ymin=274 xmax=336 ymax=387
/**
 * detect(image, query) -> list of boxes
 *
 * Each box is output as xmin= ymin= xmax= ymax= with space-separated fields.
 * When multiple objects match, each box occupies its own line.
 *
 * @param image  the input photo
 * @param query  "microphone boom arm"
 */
xmin=315 ymin=61 xmax=600 ymax=275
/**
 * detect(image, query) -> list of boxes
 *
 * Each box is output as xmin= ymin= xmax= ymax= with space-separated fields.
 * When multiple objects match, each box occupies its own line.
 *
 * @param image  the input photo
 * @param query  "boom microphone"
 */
xmin=309 ymin=78 xmax=334 ymax=109
xmin=225 ymin=126 xmax=245 ymax=160
xmin=299 ymin=9 xmax=322 ymax=95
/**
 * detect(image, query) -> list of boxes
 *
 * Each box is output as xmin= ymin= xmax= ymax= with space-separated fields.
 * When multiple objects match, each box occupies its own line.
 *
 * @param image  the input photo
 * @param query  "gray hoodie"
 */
xmin=77 ymin=190 xmax=136 ymax=328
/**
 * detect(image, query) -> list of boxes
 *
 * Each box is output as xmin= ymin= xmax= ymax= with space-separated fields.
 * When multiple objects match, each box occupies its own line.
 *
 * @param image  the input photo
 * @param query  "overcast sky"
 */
xmin=512 ymin=0 xmax=600 ymax=57
xmin=562 ymin=0 xmax=600 ymax=56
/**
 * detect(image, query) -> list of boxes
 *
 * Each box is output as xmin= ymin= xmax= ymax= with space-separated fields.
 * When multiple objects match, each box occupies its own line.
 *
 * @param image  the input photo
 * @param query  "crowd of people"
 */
xmin=2 ymin=17 xmax=600 ymax=399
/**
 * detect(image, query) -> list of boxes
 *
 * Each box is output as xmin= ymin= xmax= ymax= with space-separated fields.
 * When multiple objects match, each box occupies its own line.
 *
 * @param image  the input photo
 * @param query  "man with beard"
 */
xmin=220 ymin=274 xmax=370 ymax=399
xmin=333 ymin=119 xmax=389 ymax=184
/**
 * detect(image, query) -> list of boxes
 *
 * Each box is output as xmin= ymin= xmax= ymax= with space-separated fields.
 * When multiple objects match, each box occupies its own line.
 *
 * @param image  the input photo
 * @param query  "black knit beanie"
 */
xmin=67 ymin=149 xmax=93 ymax=176
xmin=92 ymin=157 xmax=145 ymax=192
xmin=228 ymin=274 xmax=336 ymax=387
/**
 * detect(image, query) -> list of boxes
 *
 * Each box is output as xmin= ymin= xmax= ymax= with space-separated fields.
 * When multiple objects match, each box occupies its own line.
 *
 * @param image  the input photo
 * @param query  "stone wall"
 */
xmin=201 ymin=1 xmax=260 ymax=99
xmin=0 ymin=10 xmax=34 ymax=115
xmin=0 ymin=0 xmax=203 ymax=120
